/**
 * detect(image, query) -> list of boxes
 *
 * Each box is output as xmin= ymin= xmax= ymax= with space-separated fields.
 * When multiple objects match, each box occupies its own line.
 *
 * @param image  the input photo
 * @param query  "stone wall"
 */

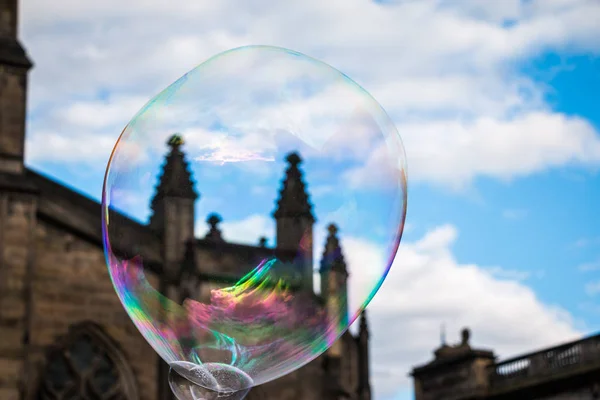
xmin=0 ymin=192 xmax=36 ymax=400
xmin=0 ymin=65 xmax=28 ymax=174
xmin=196 ymin=243 xmax=280 ymax=281
xmin=0 ymin=0 xmax=17 ymax=37
xmin=342 ymin=333 xmax=359 ymax=394
xmin=25 ymin=219 xmax=159 ymax=399
xmin=531 ymin=385 xmax=600 ymax=400
xmin=195 ymin=281 xmax=344 ymax=400
xmin=0 ymin=181 xmax=363 ymax=400
xmin=255 ymin=354 xmax=327 ymax=400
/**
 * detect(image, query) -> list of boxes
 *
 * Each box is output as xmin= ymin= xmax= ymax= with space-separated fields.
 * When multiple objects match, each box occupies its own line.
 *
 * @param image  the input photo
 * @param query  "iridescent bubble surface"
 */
xmin=102 ymin=45 xmax=407 ymax=395
xmin=169 ymin=363 xmax=251 ymax=400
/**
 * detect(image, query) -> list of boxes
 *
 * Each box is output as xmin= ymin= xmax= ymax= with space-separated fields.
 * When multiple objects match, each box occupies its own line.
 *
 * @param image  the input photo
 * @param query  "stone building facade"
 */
xmin=411 ymin=328 xmax=600 ymax=400
xmin=0 ymin=1 xmax=372 ymax=399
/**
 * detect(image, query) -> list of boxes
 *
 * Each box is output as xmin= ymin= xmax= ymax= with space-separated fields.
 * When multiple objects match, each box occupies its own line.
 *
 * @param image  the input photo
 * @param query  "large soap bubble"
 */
xmin=102 ymin=45 xmax=407 ymax=398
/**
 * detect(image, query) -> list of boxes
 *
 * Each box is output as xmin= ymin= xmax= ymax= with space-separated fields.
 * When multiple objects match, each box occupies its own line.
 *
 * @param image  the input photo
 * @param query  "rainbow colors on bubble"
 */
xmin=102 ymin=45 xmax=407 ymax=395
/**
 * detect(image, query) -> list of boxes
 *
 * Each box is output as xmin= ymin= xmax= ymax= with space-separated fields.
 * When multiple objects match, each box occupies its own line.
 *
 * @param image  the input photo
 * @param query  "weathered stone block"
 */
xmin=0 ymin=357 xmax=22 ymax=387
xmin=0 ymin=388 xmax=19 ymax=400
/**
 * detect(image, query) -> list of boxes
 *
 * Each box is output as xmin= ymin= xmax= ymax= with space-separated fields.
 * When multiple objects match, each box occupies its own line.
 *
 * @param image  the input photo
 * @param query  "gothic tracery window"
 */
xmin=37 ymin=323 xmax=137 ymax=400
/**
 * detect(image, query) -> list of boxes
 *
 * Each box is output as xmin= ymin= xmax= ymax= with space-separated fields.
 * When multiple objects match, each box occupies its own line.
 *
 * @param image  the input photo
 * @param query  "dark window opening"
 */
xmin=38 ymin=332 xmax=126 ymax=400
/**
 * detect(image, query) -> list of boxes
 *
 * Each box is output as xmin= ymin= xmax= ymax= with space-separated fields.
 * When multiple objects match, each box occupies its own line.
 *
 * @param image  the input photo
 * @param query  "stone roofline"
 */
xmin=24 ymin=166 xmax=364 ymax=332
xmin=410 ymin=349 xmax=495 ymax=376
xmin=411 ymin=329 xmax=600 ymax=399
xmin=413 ymin=331 xmax=600 ymax=377
xmin=489 ymin=331 xmax=600 ymax=395
xmin=25 ymin=161 xmax=360 ymax=303
xmin=494 ymin=332 xmax=600 ymax=367
xmin=0 ymin=36 xmax=33 ymax=68
xmin=24 ymin=167 xmax=296 ymax=278
xmin=0 ymin=168 xmax=38 ymax=193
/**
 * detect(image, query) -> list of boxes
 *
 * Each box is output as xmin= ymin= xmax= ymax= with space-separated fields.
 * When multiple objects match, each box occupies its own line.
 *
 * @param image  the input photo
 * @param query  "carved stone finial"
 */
xmin=461 ymin=327 xmax=471 ymax=346
xmin=327 ymin=223 xmax=338 ymax=236
xmin=359 ymin=309 xmax=369 ymax=337
xmin=168 ymin=134 xmax=184 ymax=149
xmin=320 ymin=222 xmax=347 ymax=276
xmin=434 ymin=327 xmax=475 ymax=359
xmin=286 ymin=152 xmax=302 ymax=167
xmin=325 ymin=223 xmax=341 ymax=253
xmin=272 ymin=151 xmax=315 ymax=222
xmin=441 ymin=323 xmax=447 ymax=346
xmin=207 ymin=213 xmax=222 ymax=228
xmin=205 ymin=213 xmax=223 ymax=241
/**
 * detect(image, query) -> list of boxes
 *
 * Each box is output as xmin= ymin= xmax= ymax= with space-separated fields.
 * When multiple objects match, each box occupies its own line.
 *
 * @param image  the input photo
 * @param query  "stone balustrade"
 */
xmin=490 ymin=333 xmax=600 ymax=392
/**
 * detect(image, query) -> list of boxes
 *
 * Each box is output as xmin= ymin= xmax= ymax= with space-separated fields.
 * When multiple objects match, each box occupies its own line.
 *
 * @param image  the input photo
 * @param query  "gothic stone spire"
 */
xmin=1 ymin=0 xmax=18 ymax=38
xmin=0 ymin=0 xmax=31 ymax=66
xmin=320 ymin=223 xmax=349 ymax=338
xmin=359 ymin=309 xmax=369 ymax=338
xmin=0 ymin=0 xmax=33 ymax=176
xmin=151 ymin=135 xmax=198 ymax=208
xmin=150 ymin=135 xmax=198 ymax=395
xmin=273 ymin=152 xmax=315 ymax=221
xmin=273 ymin=151 xmax=316 ymax=291
xmin=179 ymin=239 xmax=198 ymax=297
xmin=357 ymin=309 xmax=371 ymax=400
xmin=320 ymin=224 xmax=348 ymax=276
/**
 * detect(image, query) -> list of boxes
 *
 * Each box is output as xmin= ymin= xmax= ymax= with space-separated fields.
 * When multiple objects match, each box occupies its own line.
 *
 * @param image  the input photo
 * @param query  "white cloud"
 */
xmin=26 ymin=129 xmax=116 ymax=165
xmin=20 ymin=0 xmax=600 ymax=189
xmin=13 ymin=3 xmax=598 ymax=399
xmin=338 ymin=225 xmax=580 ymax=398
xmin=344 ymin=142 xmax=405 ymax=190
xmin=398 ymin=112 xmax=600 ymax=189
xmin=29 ymin=92 xmax=600 ymax=192
xmin=25 ymin=94 xmax=149 ymax=164
xmin=202 ymin=216 xmax=582 ymax=399
xmin=55 ymin=96 xmax=147 ymax=131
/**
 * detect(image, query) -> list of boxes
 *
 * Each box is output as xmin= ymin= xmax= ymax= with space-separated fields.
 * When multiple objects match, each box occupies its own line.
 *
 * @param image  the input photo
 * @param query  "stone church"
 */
xmin=0 ymin=1 xmax=372 ymax=399
xmin=411 ymin=328 xmax=600 ymax=400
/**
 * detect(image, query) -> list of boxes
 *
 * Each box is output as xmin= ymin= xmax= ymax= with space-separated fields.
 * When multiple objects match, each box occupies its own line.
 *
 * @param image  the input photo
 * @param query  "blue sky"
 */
xmin=442 ymin=53 xmax=600 ymax=330
xmin=18 ymin=0 xmax=600 ymax=399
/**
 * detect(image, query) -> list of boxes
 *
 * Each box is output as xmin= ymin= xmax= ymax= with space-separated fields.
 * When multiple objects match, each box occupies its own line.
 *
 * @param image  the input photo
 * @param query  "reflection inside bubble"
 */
xmin=169 ymin=364 xmax=252 ymax=400
xmin=102 ymin=44 xmax=408 ymax=394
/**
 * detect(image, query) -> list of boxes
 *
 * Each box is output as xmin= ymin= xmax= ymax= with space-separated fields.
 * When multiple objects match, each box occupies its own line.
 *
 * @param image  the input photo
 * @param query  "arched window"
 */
xmin=37 ymin=322 xmax=139 ymax=400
